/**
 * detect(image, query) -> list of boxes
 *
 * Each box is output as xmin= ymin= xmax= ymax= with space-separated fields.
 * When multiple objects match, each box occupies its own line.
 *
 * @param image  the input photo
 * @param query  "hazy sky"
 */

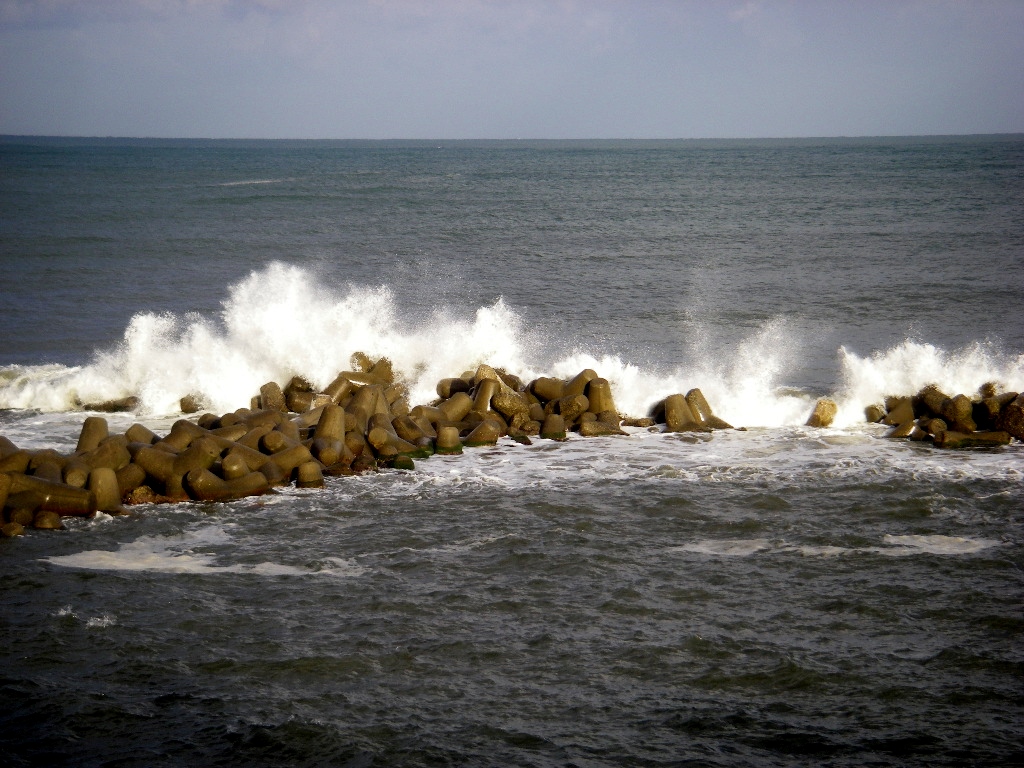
xmin=1 ymin=0 xmax=1022 ymax=139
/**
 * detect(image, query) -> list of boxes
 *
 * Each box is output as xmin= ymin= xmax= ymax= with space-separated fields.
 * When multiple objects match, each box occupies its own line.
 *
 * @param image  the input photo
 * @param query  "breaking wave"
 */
xmin=1 ymin=262 xmax=1021 ymax=428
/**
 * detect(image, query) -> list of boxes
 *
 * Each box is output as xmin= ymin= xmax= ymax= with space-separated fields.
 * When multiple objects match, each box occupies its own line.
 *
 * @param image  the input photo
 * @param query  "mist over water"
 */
xmin=1 ymin=136 xmax=1023 ymax=767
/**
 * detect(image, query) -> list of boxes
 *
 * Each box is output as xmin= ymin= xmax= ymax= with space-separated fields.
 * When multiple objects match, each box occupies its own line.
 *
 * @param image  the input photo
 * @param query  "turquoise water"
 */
xmin=1 ymin=136 xmax=1023 ymax=766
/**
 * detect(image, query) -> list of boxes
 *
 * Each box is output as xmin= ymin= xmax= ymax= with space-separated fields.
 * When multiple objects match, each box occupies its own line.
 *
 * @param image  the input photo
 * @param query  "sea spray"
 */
xmin=0 ymin=264 xmax=538 ymax=416
xmin=546 ymin=319 xmax=814 ymax=427
xmin=688 ymin=318 xmax=814 ymax=428
xmin=834 ymin=340 xmax=1024 ymax=428
xmin=2 ymin=263 xmax=1022 ymax=429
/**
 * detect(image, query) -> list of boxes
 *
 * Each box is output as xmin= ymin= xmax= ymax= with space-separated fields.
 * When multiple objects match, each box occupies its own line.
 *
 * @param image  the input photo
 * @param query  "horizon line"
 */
xmin=3 ymin=132 xmax=1023 ymax=143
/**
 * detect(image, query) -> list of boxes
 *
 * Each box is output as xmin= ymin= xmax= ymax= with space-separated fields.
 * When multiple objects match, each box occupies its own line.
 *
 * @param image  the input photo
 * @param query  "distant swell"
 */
xmin=0 ymin=262 xmax=1021 ymax=426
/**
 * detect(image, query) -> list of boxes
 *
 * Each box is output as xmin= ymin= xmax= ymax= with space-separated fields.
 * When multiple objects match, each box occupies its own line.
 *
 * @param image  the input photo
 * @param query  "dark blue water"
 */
xmin=1 ymin=136 xmax=1023 ymax=767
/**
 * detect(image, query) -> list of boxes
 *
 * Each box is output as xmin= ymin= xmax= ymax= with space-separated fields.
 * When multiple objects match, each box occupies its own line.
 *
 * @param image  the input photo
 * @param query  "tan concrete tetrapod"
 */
xmin=882 ymin=397 xmax=915 ymax=426
xmin=295 ymin=461 xmax=325 ymax=488
xmin=0 ymin=436 xmax=19 ymax=457
xmin=585 ymin=378 xmax=617 ymax=416
xmin=223 ymin=441 xmax=271 ymax=473
xmin=323 ymin=373 xmax=354 ymax=404
xmin=491 ymin=392 xmax=530 ymax=431
xmin=30 ymin=456 xmax=63 ymax=484
xmin=314 ymin=404 xmax=347 ymax=442
xmin=311 ymin=437 xmax=346 ymax=467
xmin=88 ymin=467 xmax=123 ymax=513
xmin=263 ymin=444 xmax=316 ymax=477
xmin=115 ymin=462 xmax=147 ymax=497
xmin=0 ymin=451 xmax=30 ymax=475
xmin=530 ymin=377 xmax=565 ymax=404
xmin=33 ymin=511 xmax=64 ymax=529
xmin=367 ymin=416 xmax=422 ymax=457
xmin=805 ymin=398 xmax=838 ymax=428
xmin=917 ymin=385 xmax=948 ymax=417
xmin=438 ymin=392 xmax=474 ymax=423
xmin=996 ymin=393 xmax=1024 ymax=440
xmin=685 ymin=388 xmax=733 ymax=430
xmin=864 ymin=404 xmax=886 ymax=424
xmin=435 ymin=426 xmax=463 ymax=455
xmin=260 ymin=381 xmax=287 ymax=412
xmin=346 ymin=384 xmax=376 ymax=416
xmin=7 ymin=474 xmax=97 ymax=517
xmin=464 ymin=420 xmax=502 ymax=447
xmin=78 ymin=439 xmax=132 ymax=472
xmin=579 ymin=418 xmax=626 ymax=437
xmin=409 ymin=414 xmax=437 ymax=440
xmin=885 ymin=421 xmax=918 ymax=439
xmin=564 ymin=369 xmax=598 ymax=398
xmin=133 ymin=446 xmax=178 ymax=489
xmin=286 ymin=389 xmax=316 ymax=414
xmin=75 ymin=416 xmax=109 ymax=453
xmin=392 ymin=415 xmax=428 ymax=447
xmin=540 ymin=413 xmax=568 ymax=441
xmin=941 ymin=394 xmax=977 ymax=433
xmin=436 ymin=378 xmax=471 ymax=400
xmin=934 ymin=430 xmax=1011 ymax=449
xmin=172 ymin=437 xmax=222 ymax=479
xmin=185 ymin=468 xmax=271 ymax=501
xmin=557 ymin=394 xmax=590 ymax=427
xmin=472 ymin=379 xmax=500 ymax=414
xmin=258 ymin=459 xmax=290 ymax=487
xmin=219 ymin=451 xmax=251 ymax=481
xmin=0 ymin=473 xmax=11 ymax=512
xmin=125 ymin=423 xmax=161 ymax=445
xmin=663 ymin=394 xmax=700 ymax=432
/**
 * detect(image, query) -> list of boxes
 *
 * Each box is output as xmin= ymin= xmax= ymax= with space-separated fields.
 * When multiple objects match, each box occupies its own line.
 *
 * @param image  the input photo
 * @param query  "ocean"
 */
xmin=1 ymin=135 xmax=1022 ymax=767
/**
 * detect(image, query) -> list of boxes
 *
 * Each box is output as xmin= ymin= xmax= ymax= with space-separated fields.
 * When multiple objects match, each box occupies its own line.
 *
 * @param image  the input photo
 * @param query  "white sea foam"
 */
xmin=671 ymin=538 xmax=772 ymax=556
xmin=216 ymin=178 xmax=293 ymax=186
xmin=43 ymin=524 xmax=366 ymax=577
xmin=667 ymin=536 xmax=1003 ymax=559
xmin=876 ymin=534 xmax=1003 ymax=556
xmin=52 ymin=605 xmax=116 ymax=628
xmin=548 ymin=318 xmax=814 ymax=428
xmin=0 ymin=262 xmax=1021 ymax=429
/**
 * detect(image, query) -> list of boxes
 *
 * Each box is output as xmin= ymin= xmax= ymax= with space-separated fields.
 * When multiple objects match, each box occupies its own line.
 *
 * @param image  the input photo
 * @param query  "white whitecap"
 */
xmin=876 ymin=534 xmax=1002 ymax=556
xmin=671 ymin=538 xmax=771 ymax=556
xmin=42 ymin=526 xmax=363 ymax=576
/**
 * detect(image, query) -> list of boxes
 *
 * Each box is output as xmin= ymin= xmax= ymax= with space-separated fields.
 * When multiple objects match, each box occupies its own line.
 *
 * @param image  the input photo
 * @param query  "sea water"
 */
xmin=1 ymin=136 xmax=1022 ymax=766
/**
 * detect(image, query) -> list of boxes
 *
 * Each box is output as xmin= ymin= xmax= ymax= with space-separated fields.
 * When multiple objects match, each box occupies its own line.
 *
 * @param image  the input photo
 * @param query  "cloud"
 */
xmin=0 ymin=0 xmax=303 ymax=28
xmin=1 ymin=0 xmax=1021 ymax=138
xmin=729 ymin=1 xmax=759 ymax=22
xmin=726 ymin=0 xmax=801 ymax=50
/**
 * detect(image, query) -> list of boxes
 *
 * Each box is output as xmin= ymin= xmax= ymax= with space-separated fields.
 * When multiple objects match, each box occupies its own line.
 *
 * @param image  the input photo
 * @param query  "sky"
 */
xmin=0 ymin=0 xmax=1022 ymax=139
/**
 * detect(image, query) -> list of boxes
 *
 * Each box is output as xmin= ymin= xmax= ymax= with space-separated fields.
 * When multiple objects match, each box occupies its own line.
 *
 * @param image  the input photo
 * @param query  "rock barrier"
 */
xmin=865 ymin=382 xmax=1021 ymax=448
xmin=3 ymin=357 xmax=1020 ymax=538
xmin=1 ymin=355 xmax=733 ymax=535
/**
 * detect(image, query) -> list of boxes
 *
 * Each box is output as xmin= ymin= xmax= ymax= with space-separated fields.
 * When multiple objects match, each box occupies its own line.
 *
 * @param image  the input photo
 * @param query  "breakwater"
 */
xmin=1 ymin=355 xmax=1021 ymax=537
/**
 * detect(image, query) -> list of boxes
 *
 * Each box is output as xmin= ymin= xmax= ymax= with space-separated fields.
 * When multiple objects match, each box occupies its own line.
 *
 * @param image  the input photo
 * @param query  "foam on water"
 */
xmin=0 ymin=263 xmax=1021 ymax=430
xmin=216 ymin=178 xmax=293 ymax=186
xmin=668 ymin=536 xmax=1003 ymax=558
xmin=876 ymin=534 xmax=1003 ymax=556
xmin=43 ymin=523 xmax=366 ymax=577
xmin=672 ymin=538 xmax=772 ymax=557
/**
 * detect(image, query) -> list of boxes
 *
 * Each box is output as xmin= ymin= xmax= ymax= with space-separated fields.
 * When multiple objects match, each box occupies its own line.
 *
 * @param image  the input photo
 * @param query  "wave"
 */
xmin=668 ymin=535 xmax=1003 ymax=558
xmin=835 ymin=340 xmax=1024 ymax=427
xmin=1 ymin=262 xmax=1021 ymax=427
xmin=215 ymin=178 xmax=294 ymax=186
